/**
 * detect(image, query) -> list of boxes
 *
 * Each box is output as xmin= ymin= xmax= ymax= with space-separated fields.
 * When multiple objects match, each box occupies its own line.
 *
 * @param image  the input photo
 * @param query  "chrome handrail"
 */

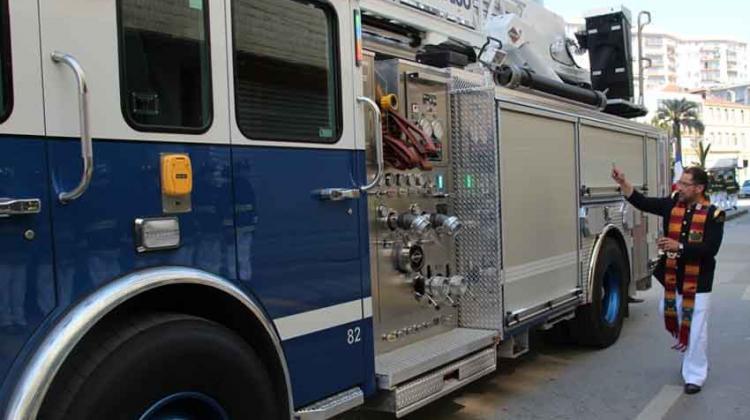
xmin=357 ymin=96 xmax=383 ymax=192
xmin=637 ymin=11 xmax=652 ymax=106
xmin=51 ymin=52 xmax=93 ymax=204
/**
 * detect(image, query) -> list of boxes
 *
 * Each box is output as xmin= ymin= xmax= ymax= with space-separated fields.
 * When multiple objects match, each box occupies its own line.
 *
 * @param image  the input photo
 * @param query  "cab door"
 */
xmin=0 ymin=0 xmax=56 ymax=380
xmin=226 ymin=0 xmax=370 ymax=408
xmin=38 ymin=0 xmax=234 ymax=305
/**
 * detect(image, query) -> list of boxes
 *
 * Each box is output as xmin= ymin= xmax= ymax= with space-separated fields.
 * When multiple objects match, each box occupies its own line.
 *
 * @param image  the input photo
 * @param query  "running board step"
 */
xmin=375 ymin=328 xmax=498 ymax=389
xmin=373 ymin=347 xmax=497 ymax=418
xmin=295 ymin=387 xmax=364 ymax=420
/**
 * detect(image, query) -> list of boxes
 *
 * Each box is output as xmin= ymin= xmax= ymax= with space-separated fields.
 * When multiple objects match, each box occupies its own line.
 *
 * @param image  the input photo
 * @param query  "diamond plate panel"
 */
xmin=393 ymin=347 xmax=496 ymax=412
xmin=449 ymin=70 xmax=504 ymax=331
xmin=580 ymin=203 xmax=627 ymax=303
xmin=376 ymin=328 xmax=497 ymax=389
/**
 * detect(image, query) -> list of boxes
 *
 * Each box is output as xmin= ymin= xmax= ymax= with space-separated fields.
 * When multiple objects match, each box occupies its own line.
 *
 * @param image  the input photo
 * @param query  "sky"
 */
xmin=544 ymin=0 xmax=750 ymax=42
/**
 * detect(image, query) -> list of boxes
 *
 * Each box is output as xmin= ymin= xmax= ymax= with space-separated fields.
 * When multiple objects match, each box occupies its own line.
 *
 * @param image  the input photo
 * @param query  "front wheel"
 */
xmin=571 ymin=239 xmax=629 ymax=348
xmin=39 ymin=313 xmax=282 ymax=420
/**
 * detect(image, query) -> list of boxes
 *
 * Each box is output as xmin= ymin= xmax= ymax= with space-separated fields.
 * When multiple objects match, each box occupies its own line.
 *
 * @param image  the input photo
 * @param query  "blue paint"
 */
xmin=354 ymin=151 xmax=377 ymax=399
xmin=232 ymin=147 xmax=369 ymax=406
xmin=283 ymin=320 xmax=366 ymax=408
xmin=359 ymin=318 xmax=377 ymax=398
xmin=47 ymin=139 xmax=236 ymax=306
xmin=232 ymin=147 xmax=363 ymax=319
xmin=0 ymin=137 xmax=56 ymax=382
xmin=0 ymin=137 xmax=373 ymax=409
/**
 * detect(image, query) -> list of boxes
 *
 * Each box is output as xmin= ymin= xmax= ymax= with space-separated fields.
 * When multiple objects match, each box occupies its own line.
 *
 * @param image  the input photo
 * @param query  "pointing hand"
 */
xmin=611 ymin=167 xmax=627 ymax=185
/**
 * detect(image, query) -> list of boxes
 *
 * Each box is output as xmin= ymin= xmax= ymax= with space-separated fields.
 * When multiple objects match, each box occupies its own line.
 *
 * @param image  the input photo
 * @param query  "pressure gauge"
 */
xmin=431 ymin=120 xmax=444 ymax=141
xmin=419 ymin=118 xmax=434 ymax=138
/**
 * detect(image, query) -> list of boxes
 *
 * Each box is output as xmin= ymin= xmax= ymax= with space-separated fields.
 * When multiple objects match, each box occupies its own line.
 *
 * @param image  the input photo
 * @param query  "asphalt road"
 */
xmin=344 ymin=201 xmax=750 ymax=420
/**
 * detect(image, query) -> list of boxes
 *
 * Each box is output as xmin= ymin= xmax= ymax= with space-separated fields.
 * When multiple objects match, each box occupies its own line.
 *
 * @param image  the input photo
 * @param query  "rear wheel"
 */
xmin=571 ymin=239 xmax=629 ymax=348
xmin=39 ymin=313 xmax=282 ymax=420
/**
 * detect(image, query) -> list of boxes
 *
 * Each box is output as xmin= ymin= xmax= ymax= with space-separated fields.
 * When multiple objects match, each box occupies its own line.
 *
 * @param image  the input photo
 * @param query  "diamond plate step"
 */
xmin=295 ymin=387 xmax=363 ymax=420
xmin=372 ymin=347 xmax=497 ymax=418
xmin=375 ymin=328 xmax=498 ymax=389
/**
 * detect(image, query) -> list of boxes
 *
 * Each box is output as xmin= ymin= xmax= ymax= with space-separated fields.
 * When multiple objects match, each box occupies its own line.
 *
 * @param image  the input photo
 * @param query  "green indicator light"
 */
xmin=437 ymin=175 xmax=444 ymax=190
xmin=465 ymin=175 xmax=474 ymax=189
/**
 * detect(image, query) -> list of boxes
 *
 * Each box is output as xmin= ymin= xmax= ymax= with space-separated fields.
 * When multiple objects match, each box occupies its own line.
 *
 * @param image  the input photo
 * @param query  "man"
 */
xmin=612 ymin=166 xmax=725 ymax=395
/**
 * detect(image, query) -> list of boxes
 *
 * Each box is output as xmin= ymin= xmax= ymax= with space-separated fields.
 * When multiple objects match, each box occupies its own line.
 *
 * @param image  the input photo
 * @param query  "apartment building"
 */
xmin=699 ymin=98 xmax=750 ymax=180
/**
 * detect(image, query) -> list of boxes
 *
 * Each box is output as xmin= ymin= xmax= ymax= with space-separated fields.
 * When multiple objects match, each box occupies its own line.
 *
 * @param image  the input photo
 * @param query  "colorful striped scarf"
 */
xmin=664 ymin=199 xmax=709 ymax=351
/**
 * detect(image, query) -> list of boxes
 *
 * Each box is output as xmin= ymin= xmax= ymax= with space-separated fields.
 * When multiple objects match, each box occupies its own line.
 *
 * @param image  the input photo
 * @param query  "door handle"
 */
xmin=357 ymin=96 xmax=383 ymax=191
xmin=315 ymin=96 xmax=384 ymax=200
xmin=0 ymin=198 xmax=41 ymax=217
xmin=51 ymin=51 xmax=93 ymax=204
xmin=317 ymin=188 xmax=361 ymax=201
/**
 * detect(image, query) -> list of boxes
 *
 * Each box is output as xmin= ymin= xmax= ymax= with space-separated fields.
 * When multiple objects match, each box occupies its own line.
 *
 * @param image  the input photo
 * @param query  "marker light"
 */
xmin=354 ymin=10 xmax=363 ymax=66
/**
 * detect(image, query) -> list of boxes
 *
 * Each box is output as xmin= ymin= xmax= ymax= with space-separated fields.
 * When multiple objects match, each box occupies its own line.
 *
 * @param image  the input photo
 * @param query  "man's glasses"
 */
xmin=676 ymin=181 xmax=697 ymax=187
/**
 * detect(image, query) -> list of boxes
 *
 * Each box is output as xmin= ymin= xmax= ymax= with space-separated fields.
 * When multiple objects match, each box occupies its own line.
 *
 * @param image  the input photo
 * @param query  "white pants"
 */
xmin=658 ymin=291 xmax=711 ymax=386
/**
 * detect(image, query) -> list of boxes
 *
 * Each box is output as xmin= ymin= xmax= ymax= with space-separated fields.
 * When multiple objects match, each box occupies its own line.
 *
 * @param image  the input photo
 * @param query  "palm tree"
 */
xmin=654 ymin=99 xmax=705 ymax=165
xmin=695 ymin=140 xmax=711 ymax=168
xmin=650 ymin=115 xmax=670 ymax=131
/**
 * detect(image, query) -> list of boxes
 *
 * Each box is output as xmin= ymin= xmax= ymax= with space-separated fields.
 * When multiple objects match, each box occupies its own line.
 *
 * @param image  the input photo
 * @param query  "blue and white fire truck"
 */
xmin=0 ymin=0 xmax=667 ymax=418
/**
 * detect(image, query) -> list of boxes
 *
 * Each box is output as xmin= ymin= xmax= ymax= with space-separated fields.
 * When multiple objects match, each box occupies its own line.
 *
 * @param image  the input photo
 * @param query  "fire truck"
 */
xmin=0 ymin=0 xmax=666 ymax=419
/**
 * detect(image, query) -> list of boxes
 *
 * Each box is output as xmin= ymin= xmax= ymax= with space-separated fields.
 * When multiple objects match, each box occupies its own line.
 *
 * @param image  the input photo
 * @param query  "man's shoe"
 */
xmin=684 ymin=384 xmax=701 ymax=395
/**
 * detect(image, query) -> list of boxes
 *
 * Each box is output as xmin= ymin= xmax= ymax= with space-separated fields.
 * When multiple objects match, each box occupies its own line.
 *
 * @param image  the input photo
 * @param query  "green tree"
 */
xmin=650 ymin=115 xmax=670 ymax=131
xmin=654 ymin=99 xmax=705 ymax=164
xmin=694 ymin=140 xmax=711 ymax=168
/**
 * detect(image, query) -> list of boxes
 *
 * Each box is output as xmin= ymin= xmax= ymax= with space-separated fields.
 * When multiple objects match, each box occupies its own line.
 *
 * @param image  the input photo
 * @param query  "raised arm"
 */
xmin=612 ymin=166 xmax=672 ymax=216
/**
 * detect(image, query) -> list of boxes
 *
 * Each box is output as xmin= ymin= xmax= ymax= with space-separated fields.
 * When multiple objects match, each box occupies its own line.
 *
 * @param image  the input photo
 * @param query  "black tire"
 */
xmin=571 ymin=239 xmax=629 ymax=348
xmin=39 ymin=313 xmax=282 ymax=420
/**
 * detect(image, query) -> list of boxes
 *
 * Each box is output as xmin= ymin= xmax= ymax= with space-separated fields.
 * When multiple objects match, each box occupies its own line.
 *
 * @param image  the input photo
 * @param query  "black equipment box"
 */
xmin=580 ymin=10 xmax=635 ymax=102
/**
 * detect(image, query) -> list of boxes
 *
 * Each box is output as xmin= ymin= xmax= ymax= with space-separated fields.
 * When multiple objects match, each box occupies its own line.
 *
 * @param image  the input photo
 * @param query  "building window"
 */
xmin=232 ymin=0 xmax=341 ymax=143
xmin=0 ymin=0 xmax=12 ymax=124
xmin=117 ymin=0 xmax=213 ymax=133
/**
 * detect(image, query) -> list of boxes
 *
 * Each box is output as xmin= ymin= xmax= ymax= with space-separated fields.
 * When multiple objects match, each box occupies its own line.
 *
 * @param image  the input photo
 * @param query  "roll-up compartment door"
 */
xmin=499 ymin=106 xmax=579 ymax=319
xmin=580 ymin=124 xmax=645 ymax=195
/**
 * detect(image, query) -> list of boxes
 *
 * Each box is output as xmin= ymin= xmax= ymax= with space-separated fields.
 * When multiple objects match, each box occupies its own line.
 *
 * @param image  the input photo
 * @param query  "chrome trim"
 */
xmin=637 ymin=11 xmax=652 ymax=106
xmin=580 ymin=118 xmax=650 ymax=137
xmin=391 ymin=347 xmax=496 ymax=417
xmin=497 ymin=100 xmax=578 ymax=123
xmin=506 ymin=291 xmax=582 ymax=328
xmin=494 ymin=86 xmax=662 ymax=137
xmin=0 ymin=198 xmax=41 ymax=217
xmin=51 ymin=52 xmax=93 ymax=204
xmin=574 ymin=119 xmax=583 ymax=289
xmin=357 ymin=96 xmax=383 ymax=191
xmin=406 ymin=71 xmax=448 ymax=85
xmin=4 ymin=267 xmax=294 ymax=420
xmin=295 ymin=387 xmax=364 ymax=420
xmin=133 ymin=217 xmax=181 ymax=253
xmin=620 ymin=202 xmax=631 ymax=231
xmin=316 ymin=188 xmax=361 ymax=201
xmin=585 ymin=225 xmax=628 ymax=303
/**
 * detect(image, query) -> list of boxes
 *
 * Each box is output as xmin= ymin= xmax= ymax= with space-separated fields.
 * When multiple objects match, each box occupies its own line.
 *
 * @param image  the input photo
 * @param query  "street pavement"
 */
xmin=344 ymin=200 xmax=750 ymax=420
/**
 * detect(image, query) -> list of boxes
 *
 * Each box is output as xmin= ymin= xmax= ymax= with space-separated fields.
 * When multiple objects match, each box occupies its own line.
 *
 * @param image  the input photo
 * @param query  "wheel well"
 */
xmin=54 ymin=284 xmax=290 ymax=414
xmin=586 ymin=229 xmax=632 ymax=305
xmin=603 ymin=229 xmax=631 ymax=283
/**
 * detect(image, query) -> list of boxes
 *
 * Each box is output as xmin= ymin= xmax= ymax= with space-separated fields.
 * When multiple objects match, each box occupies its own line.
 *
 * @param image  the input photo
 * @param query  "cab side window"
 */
xmin=0 ymin=0 xmax=13 ymax=123
xmin=232 ymin=0 xmax=341 ymax=143
xmin=117 ymin=0 xmax=212 ymax=133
